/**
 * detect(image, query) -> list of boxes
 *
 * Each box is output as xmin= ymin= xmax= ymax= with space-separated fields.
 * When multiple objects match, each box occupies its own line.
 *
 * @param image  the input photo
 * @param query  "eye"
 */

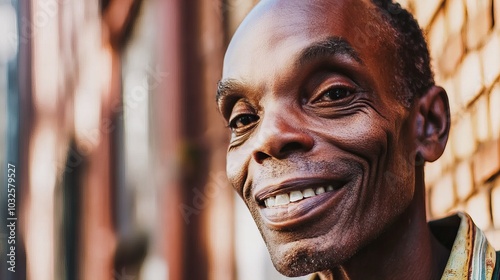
xmin=229 ymin=114 xmax=259 ymax=130
xmin=318 ymin=87 xmax=353 ymax=102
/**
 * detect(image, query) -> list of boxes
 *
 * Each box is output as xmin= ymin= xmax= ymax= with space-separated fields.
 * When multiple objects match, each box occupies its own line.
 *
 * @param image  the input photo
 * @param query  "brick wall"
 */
xmin=402 ymin=0 xmax=500 ymax=249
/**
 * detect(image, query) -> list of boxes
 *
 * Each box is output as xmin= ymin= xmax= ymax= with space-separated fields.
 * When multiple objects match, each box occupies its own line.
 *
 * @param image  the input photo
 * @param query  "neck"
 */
xmin=317 ymin=167 xmax=450 ymax=280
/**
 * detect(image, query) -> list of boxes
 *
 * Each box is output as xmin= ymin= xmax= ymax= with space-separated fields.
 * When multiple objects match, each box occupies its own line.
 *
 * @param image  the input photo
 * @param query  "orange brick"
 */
xmin=495 ymin=0 xmax=500 ymax=31
xmin=434 ymin=72 xmax=445 ymax=87
xmin=465 ymin=0 xmax=493 ymax=49
xmin=466 ymin=190 xmax=492 ymax=230
xmin=430 ymin=173 xmax=455 ymax=217
xmin=490 ymin=84 xmax=500 ymax=138
xmin=438 ymin=33 xmax=465 ymax=76
xmin=428 ymin=10 xmax=447 ymax=61
xmin=452 ymin=73 xmax=466 ymax=110
xmin=441 ymin=140 xmax=455 ymax=170
xmin=451 ymin=112 xmax=477 ymax=160
xmin=455 ymin=160 xmax=474 ymax=201
xmin=481 ymin=31 xmax=500 ymax=88
xmin=426 ymin=192 xmax=432 ymax=218
xmin=399 ymin=0 xmax=410 ymax=9
xmin=442 ymin=78 xmax=460 ymax=115
xmin=472 ymin=139 xmax=500 ymax=184
xmin=448 ymin=203 xmax=467 ymax=215
xmin=425 ymin=160 xmax=443 ymax=187
xmin=472 ymin=95 xmax=490 ymax=142
xmin=414 ymin=0 xmax=444 ymax=28
xmin=458 ymin=52 xmax=484 ymax=106
xmin=492 ymin=180 xmax=500 ymax=228
xmin=446 ymin=0 xmax=466 ymax=34
xmin=484 ymin=230 xmax=500 ymax=250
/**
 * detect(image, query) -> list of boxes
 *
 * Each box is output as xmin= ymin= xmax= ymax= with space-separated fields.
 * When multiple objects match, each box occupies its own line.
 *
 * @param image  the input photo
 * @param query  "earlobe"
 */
xmin=415 ymin=86 xmax=450 ymax=162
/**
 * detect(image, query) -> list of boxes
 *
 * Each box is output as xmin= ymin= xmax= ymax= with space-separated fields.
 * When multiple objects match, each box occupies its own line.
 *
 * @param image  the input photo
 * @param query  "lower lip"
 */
xmin=259 ymin=186 xmax=347 ymax=230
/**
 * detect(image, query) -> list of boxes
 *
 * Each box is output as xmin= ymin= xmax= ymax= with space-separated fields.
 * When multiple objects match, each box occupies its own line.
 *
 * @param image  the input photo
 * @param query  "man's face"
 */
xmin=218 ymin=0 xmax=419 ymax=276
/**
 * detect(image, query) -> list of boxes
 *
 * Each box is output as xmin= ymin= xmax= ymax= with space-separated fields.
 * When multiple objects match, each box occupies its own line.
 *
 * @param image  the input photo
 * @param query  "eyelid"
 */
xmin=304 ymin=71 xmax=358 ymax=97
xmin=310 ymin=82 xmax=358 ymax=104
xmin=228 ymin=113 xmax=259 ymax=129
xmin=228 ymin=101 xmax=257 ymax=125
xmin=219 ymin=94 xmax=243 ymax=121
xmin=319 ymin=82 xmax=356 ymax=94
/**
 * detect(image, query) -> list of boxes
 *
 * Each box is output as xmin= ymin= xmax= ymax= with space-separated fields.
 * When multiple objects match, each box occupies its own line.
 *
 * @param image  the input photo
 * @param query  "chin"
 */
xmin=270 ymin=249 xmax=324 ymax=277
xmin=265 ymin=237 xmax=351 ymax=277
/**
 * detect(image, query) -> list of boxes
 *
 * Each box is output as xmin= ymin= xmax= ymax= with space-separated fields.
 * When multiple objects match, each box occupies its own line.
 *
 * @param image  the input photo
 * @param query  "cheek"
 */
xmin=314 ymin=114 xmax=389 ymax=158
xmin=335 ymin=113 xmax=415 ymax=221
xmin=226 ymin=147 xmax=252 ymax=195
xmin=328 ymin=113 xmax=414 ymax=187
xmin=313 ymin=113 xmax=414 ymax=208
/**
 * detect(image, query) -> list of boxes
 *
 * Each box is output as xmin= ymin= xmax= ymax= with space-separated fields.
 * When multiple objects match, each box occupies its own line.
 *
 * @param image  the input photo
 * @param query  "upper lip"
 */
xmin=254 ymin=177 xmax=346 ymax=204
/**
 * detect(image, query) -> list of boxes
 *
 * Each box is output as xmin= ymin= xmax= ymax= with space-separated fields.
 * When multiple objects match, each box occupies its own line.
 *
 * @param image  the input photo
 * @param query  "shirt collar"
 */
xmin=431 ymin=212 xmax=496 ymax=280
xmin=309 ymin=212 xmax=497 ymax=280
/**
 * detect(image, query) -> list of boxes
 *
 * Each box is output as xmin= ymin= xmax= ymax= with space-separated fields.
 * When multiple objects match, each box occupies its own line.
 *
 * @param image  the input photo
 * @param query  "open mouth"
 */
xmin=262 ymin=185 xmax=338 ymax=208
xmin=253 ymin=178 xmax=349 ymax=230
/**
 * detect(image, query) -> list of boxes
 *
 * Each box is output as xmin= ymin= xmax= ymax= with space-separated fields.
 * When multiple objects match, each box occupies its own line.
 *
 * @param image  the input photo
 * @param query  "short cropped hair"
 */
xmin=371 ymin=0 xmax=435 ymax=107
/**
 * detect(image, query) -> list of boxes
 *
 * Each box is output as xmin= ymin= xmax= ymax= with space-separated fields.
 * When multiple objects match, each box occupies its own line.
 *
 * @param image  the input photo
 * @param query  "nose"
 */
xmin=252 ymin=110 xmax=314 ymax=164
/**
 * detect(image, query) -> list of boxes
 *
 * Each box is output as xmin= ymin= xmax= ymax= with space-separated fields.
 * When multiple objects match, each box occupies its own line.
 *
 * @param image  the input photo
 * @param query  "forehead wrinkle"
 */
xmin=298 ymin=37 xmax=364 ymax=66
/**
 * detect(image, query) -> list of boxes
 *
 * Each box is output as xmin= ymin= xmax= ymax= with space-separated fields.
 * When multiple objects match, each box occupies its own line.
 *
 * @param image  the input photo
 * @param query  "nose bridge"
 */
xmin=262 ymin=103 xmax=293 ymax=134
xmin=251 ymin=102 xmax=313 ymax=162
xmin=257 ymin=100 xmax=299 ymax=141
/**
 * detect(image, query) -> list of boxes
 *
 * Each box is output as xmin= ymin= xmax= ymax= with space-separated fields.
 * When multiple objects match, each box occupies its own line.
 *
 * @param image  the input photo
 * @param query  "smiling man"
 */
xmin=216 ymin=0 xmax=499 ymax=279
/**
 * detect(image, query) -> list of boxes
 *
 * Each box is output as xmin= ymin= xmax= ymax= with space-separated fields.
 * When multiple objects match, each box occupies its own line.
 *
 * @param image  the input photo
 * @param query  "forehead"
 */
xmin=222 ymin=0 xmax=395 ymax=83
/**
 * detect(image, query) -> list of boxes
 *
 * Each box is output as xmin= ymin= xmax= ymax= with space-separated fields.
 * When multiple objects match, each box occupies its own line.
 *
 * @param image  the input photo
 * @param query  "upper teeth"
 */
xmin=264 ymin=185 xmax=335 ymax=208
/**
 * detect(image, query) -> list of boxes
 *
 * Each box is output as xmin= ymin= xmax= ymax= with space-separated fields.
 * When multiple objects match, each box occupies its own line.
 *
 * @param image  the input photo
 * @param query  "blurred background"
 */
xmin=0 ymin=0 xmax=499 ymax=279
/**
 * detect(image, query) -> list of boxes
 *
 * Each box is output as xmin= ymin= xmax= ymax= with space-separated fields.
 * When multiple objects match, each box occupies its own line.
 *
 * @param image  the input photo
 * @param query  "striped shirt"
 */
xmin=438 ymin=212 xmax=497 ymax=279
xmin=309 ymin=212 xmax=499 ymax=279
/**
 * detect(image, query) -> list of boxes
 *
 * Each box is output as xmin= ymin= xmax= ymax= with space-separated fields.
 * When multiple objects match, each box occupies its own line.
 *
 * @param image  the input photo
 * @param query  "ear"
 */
xmin=415 ymin=86 xmax=450 ymax=162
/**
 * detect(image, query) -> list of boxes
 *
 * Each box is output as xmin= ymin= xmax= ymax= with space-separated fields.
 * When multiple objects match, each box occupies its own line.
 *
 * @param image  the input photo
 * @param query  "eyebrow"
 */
xmin=298 ymin=36 xmax=363 ymax=66
xmin=216 ymin=37 xmax=362 ymax=104
xmin=216 ymin=78 xmax=242 ymax=105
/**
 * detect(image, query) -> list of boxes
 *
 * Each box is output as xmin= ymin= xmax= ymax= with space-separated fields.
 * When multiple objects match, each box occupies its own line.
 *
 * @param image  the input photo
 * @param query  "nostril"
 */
xmin=279 ymin=142 xmax=305 ymax=154
xmin=254 ymin=142 xmax=309 ymax=163
xmin=254 ymin=151 xmax=271 ymax=163
xmin=251 ymin=125 xmax=315 ymax=164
